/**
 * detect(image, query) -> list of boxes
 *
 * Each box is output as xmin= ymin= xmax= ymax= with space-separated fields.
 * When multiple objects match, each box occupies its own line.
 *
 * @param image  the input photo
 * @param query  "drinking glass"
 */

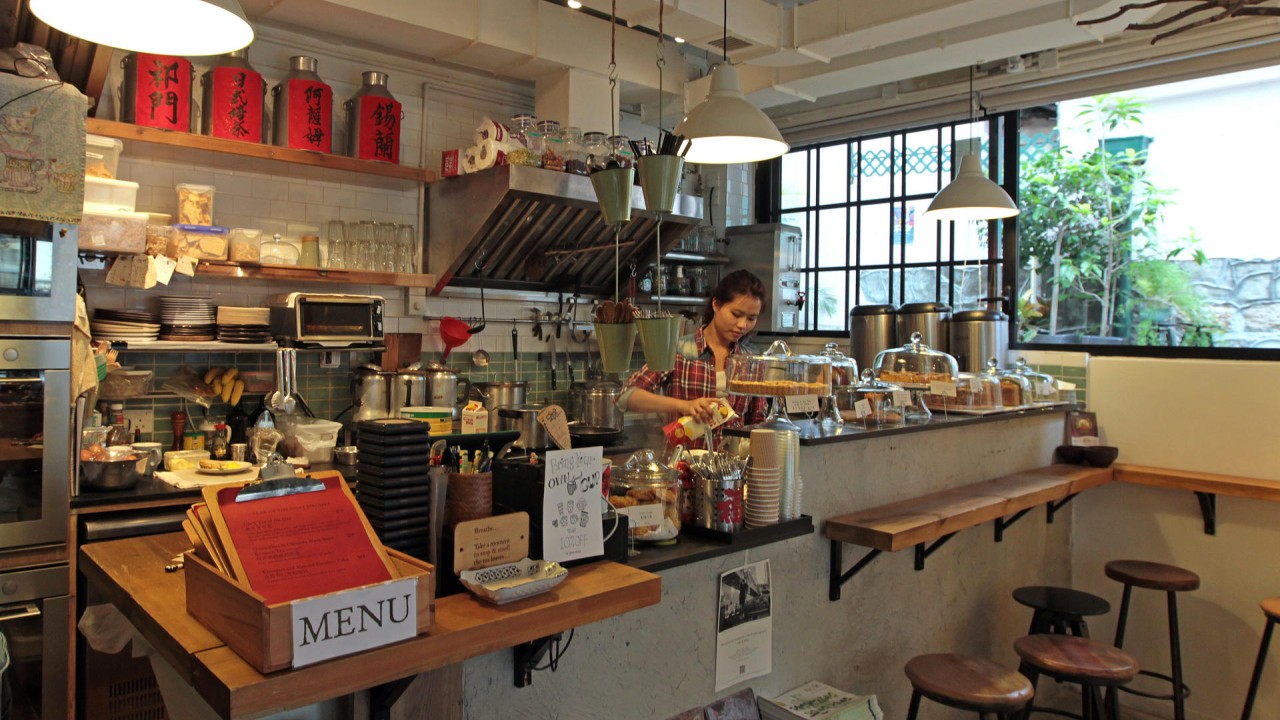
xmin=374 ymin=222 xmax=397 ymax=273
xmin=353 ymin=221 xmax=375 ymax=270
xmin=396 ymin=224 xmax=417 ymax=273
xmin=325 ymin=220 xmax=347 ymax=269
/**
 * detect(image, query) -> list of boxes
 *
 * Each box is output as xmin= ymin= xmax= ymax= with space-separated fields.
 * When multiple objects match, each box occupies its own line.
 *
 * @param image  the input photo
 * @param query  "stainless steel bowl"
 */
xmin=80 ymin=457 xmax=144 ymax=491
xmin=333 ymin=446 xmax=359 ymax=466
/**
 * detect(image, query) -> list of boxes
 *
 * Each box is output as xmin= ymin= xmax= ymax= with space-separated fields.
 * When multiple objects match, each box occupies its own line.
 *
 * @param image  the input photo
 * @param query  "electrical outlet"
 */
xmin=409 ymin=297 xmax=427 ymax=315
xmin=123 ymin=409 xmax=154 ymax=436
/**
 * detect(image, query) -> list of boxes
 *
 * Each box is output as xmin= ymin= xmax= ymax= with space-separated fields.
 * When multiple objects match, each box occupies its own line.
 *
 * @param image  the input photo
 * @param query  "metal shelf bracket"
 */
xmin=1046 ymin=492 xmax=1080 ymax=523
xmin=994 ymin=508 xmax=1035 ymax=542
xmin=914 ymin=532 xmax=957 ymax=570
xmin=1195 ymin=491 xmax=1216 ymax=535
xmin=828 ymin=540 xmax=882 ymax=601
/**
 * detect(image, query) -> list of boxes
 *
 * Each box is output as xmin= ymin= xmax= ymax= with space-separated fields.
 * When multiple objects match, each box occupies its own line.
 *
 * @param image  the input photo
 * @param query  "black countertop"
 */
xmin=723 ymin=403 xmax=1072 ymax=445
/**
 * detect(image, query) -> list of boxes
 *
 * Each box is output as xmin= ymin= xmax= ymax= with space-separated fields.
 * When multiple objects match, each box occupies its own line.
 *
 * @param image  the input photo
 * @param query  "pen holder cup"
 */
xmin=447 ymin=471 xmax=493 ymax=526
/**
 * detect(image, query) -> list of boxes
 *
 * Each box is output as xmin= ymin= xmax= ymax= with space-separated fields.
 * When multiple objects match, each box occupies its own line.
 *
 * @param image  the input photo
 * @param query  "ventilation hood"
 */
xmin=426 ymin=165 xmax=702 ymax=296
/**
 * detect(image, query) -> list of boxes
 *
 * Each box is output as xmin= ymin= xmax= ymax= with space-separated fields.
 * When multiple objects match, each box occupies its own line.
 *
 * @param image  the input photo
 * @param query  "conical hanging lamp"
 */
xmin=924 ymin=66 xmax=1019 ymax=221
xmin=674 ymin=0 xmax=788 ymax=164
xmin=30 ymin=0 xmax=254 ymax=56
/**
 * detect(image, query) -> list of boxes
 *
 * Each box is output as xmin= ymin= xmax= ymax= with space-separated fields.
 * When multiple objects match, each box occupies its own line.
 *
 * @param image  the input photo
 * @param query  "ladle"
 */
xmin=468 ymin=268 xmax=486 ymax=334
xmin=470 ymin=347 xmax=491 ymax=368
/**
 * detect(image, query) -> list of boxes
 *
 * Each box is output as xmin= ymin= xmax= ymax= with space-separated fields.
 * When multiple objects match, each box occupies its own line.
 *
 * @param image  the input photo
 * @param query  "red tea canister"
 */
xmin=271 ymin=56 xmax=332 ymax=153
xmin=121 ymin=53 xmax=193 ymax=132
xmin=200 ymin=48 xmax=266 ymax=143
xmin=345 ymin=71 xmax=400 ymax=163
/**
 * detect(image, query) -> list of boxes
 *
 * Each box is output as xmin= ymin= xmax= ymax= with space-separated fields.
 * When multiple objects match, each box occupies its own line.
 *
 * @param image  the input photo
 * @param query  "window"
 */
xmin=776 ymin=115 xmax=1016 ymax=335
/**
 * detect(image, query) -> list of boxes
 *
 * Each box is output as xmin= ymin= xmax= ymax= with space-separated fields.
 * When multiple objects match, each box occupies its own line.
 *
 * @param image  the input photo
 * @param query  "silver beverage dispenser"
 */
xmin=896 ymin=302 xmax=950 ymax=354
xmin=848 ymin=304 xmax=896 ymax=377
xmin=945 ymin=298 xmax=1010 ymax=373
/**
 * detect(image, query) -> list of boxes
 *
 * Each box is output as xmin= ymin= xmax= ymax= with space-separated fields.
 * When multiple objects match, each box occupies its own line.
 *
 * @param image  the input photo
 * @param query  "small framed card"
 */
xmin=1067 ymin=410 xmax=1100 ymax=447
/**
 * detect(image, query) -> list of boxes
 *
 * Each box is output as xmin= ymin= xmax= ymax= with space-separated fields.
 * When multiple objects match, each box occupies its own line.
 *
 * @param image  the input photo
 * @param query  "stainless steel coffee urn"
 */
xmin=945 ymin=300 xmax=1010 ymax=373
xmin=897 ymin=302 xmax=950 ymax=354
xmin=345 ymin=71 xmax=401 ymax=163
xmin=848 ymin=304 xmax=897 ymax=377
xmin=271 ymin=56 xmax=332 ymax=153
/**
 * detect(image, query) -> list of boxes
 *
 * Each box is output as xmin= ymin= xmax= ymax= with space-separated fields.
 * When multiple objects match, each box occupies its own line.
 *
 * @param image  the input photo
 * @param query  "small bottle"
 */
xmin=671 ymin=265 xmax=690 ymax=296
xmin=561 ymin=126 xmax=589 ymax=175
xmin=210 ymin=423 xmax=229 ymax=459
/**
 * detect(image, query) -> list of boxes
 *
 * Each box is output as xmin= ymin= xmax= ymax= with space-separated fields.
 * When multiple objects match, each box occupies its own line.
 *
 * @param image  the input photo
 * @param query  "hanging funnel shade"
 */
xmin=636 ymin=316 xmax=682 ymax=372
xmin=594 ymin=322 xmax=638 ymax=374
xmin=590 ymin=167 xmax=636 ymax=225
xmin=30 ymin=0 xmax=254 ymax=55
xmin=637 ymin=155 xmax=684 ymax=215
xmin=674 ymin=64 xmax=789 ymax=165
xmin=923 ymin=154 xmax=1020 ymax=221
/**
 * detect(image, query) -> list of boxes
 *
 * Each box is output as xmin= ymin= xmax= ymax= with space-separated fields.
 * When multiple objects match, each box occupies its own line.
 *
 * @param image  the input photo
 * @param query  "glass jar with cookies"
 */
xmin=609 ymin=449 xmax=680 ymax=543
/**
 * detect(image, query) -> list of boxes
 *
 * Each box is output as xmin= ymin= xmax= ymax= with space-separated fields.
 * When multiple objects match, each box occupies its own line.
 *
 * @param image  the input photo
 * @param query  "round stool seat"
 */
xmin=1105 ymin=560 xmax=1200 ymax=592
xmin=905 ymin=653 xmax=1034 ymax=712
xmin=1261 ymin=597 xmax=1280 ymax=622
xmin=1015 ymin=635 xmax=1139 ymax=684
xmin=1014 ymin=586 xmax=1111 ymax=618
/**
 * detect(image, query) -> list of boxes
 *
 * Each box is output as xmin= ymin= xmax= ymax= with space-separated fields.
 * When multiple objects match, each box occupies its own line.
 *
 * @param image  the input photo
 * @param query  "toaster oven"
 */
xmin=267 ymin=292 xmax=384 ymax=348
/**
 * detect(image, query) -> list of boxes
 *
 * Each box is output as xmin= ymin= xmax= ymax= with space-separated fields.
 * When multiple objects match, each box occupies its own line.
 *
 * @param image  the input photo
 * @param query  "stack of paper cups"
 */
xmin=776 ymin=427 xmax=801 ymax=520
xmin=745 ymin=429 xmax=781 ymax=527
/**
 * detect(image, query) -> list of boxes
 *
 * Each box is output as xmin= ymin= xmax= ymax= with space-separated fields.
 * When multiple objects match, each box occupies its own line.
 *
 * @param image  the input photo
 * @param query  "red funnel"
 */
xmin=439 ymin=317 xmax=471 ymax=359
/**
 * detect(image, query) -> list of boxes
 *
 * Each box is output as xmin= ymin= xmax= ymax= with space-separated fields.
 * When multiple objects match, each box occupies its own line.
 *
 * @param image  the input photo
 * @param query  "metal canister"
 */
xmin=345 ymin=71 xmax=401 ymax=163
xmin=271 ymin=56 xmax=333 ymax=153
xmin=200 ymin=48 xmax=266 ymax=143
xmin=848 ymin=304 xmax=897 ymax=377
xmin=946 ymin=303 xmax=1010 ymax=373
xmin=121 ymin=53 xmax=193 ymax=131
xmin=897 ymin=302 xmax=951 ymax=354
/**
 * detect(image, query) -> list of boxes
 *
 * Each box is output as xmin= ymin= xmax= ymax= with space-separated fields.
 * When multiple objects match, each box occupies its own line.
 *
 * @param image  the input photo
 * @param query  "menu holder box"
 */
xmin=183 ymin=547 xmax=435 ymax=673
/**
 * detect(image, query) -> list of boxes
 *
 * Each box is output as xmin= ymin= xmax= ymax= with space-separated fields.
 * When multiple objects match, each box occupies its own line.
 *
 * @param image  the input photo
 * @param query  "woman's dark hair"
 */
xmin=704 ymin=269 xmax=767 ymax=324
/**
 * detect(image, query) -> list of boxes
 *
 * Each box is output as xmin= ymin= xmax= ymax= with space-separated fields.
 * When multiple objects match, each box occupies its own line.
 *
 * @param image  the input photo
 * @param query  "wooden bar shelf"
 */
xmin=195 ymin=260 xmax=438 ymax=289
xmin=824 ymin=464 xmax=1113 ymax=600
xmin=1113 ymin=463 xmax=1280 ymax=534
xmin=87 ymin=119 xmax=437 ymax=184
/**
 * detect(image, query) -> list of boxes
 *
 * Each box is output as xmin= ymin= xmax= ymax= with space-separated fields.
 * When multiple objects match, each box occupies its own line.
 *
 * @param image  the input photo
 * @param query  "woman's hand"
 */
xmin=682 ymin=397 xmax=722 ymax=425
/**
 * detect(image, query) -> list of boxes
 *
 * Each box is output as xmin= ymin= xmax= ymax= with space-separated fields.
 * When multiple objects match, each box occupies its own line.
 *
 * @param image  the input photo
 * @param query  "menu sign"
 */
xmin=287 ymin=79 xmax=332 ymax=153
xmin=208 ymin=66 xmax=264 ymax=142
xmin=291 ymin=577 xmax=416 ymax=668
xmin=355 ymin=95 xmax=401 ymax=163
xmin=131 ymin=54 xmax=191 ymax=131
xmin=541 ymin=447 xmax=604 ymax=563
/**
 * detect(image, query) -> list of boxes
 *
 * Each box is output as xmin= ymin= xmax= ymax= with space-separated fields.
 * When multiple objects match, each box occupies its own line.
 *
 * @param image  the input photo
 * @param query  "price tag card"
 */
xmin=785 ymin=395 xmax=820 ymax=414
xmin=541 ymin=447 xmax=604 ymax=563
xmin=154 ymin=255 xmax=177 ymax=285
xmin=853 ymin=398 xmax=871 ymax=419
xmin=891 ymin=390 xmax=911 ymax=408
xmin=619 ymin=503 xmax=663 ymax=528
xmin=930 ymin=380 xmax=958 ymax=397
xmin=1057 ymin=380 xmax=1077 ymax=391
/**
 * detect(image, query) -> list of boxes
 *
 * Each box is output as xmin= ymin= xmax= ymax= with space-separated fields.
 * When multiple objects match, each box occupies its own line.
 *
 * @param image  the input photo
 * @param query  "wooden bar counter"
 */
xmin=80 ymin=532 xmax=661 ymax=719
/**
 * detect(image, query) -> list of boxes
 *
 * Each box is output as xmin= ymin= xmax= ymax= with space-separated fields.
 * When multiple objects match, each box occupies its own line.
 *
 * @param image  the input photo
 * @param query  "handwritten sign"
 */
xmin=537 ymin=404 xmax=571 ymax=450
xmin=453 ymin=512 xmax=528 ymax=572
xmin=541 ymin=446 xmax=604 ymax=563
xmin=291 ymin=577 xmax=416 ymax=668
xmin=784 ymin=395 xmax=820 ymax=414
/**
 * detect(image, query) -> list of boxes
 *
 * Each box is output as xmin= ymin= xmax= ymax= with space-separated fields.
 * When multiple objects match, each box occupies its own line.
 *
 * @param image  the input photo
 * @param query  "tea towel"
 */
xmin=0 ymin=73 xmax=87 ymax=222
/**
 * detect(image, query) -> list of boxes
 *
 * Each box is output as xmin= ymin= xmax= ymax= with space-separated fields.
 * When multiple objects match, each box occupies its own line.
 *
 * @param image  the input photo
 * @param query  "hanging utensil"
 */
xmin=468 ymin=263 xmax=487 ymax=334
xmin=512 ymin=325 xmax=520 ymax=382
xmin=470 ymin=347 xmax=490 ymax=368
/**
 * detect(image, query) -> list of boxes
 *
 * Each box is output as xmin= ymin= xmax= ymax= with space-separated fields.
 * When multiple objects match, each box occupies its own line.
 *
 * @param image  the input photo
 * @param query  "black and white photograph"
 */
xmin=715 ymin=560 xmax=773 ymax=691
xmin=718 ymin=562 xmax=772 ymax=632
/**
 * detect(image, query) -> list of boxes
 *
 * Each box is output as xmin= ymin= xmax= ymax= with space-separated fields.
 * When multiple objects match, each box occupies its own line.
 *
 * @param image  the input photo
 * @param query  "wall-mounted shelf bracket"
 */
xmin=513 ymin=632 xmax=563 ymax=688
xmin=369 ymin=676 xmax=416 ymax=720
xmin=828 ymin=541 xmax=881 ymax=601
xmin=914 ymin=532 xmax=957 ymax=570
xmin=994 ymin=507 xmax=1035 ymax=542
xmin=1046 ymin=492 xmax=1080 ymax=523
xmin=1194 ymin=491 xmax=1216 ymax=535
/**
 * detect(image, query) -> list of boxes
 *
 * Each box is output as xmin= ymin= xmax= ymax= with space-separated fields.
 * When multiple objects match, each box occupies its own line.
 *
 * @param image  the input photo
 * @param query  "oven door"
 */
xmin=0 ymin=220 xmax=77 ymax=325
xmin=0 ymin=564 xmax=70 ymax=720
xmin=0 ymin=338 xmax=70 ymax=549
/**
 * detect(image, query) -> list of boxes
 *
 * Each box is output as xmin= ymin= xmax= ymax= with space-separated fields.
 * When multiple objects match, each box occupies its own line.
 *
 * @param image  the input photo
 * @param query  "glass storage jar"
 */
xmin=609 ymin=449 xmax=680 ymax=542
xmin=669 ymin=265 xmax=690 ymax=296
xmin=583 ymin=131 xmax=610 ymax=171
xmin=561 ymin=126 xmax=589 ymax=175
xmin=536 ymin=120 xmax=565 ymax=170
xmin=508 ymin=113 xmax=543 ymax=167
xmin=608 ymin=135 xmax=634 ymax=169
xmin=688 ymin=266 xmax=710 ymax=297
xmin=228 ymin=228 xmax=261 ymax=264
xmin=725 ymin=339 xmax=833 ymax=398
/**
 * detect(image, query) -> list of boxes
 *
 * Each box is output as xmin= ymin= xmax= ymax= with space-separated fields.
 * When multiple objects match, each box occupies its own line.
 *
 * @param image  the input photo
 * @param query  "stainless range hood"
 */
xmin=426 ymin=164 xmax=702 ymax=295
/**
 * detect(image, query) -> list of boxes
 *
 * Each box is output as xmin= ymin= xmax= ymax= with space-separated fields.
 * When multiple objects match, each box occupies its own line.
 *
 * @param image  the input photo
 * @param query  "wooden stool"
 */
xmin=1014 ymin=635 xmax=1138 ymax=720
xmin=905 ymin=653 xmax=1034 ymax=720
xmin=1014 ymin=586 xmax=1111 ymax=638
xmin=1240 ymin=597 xmax=1280 ymax=720
xmin=1105 ymin=559 xmax=1199 ymax=720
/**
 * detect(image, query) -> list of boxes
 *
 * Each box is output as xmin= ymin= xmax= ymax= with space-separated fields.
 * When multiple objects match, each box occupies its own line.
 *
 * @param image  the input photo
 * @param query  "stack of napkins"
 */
xmin=758 ymin=682 xmax=882 ymax=720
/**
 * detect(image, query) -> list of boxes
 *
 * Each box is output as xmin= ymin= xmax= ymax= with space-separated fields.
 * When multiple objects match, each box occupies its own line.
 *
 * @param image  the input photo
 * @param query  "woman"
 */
xmin=617 ymin=269 xmax=769 ymax=435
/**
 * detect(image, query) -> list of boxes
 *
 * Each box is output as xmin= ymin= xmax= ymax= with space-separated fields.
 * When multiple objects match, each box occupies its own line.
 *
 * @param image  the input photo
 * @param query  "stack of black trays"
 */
xmin=354 ymin=418 xmax=433 ymax=560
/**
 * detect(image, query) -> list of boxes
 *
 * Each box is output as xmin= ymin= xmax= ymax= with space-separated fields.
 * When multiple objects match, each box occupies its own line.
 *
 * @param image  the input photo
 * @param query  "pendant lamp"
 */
xmin=674 ymin=0 xmax=788 ymax=164
xmin=30 ymin=0 xmax=254 ymax=56
xmin=924 ymin=67 xmax=1019 ymax=221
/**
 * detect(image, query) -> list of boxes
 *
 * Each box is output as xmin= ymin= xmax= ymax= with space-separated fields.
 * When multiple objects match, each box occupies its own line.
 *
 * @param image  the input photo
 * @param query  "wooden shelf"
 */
xmin=80 ymin=532 xmax=661 ymax=719
xmin=1113 ymin=463 xmax=1280 ymax=502
xmin=195 ymin=260 xmax=438 ymax=289
xmin=87 ymin=119 xmax=437 ymax=184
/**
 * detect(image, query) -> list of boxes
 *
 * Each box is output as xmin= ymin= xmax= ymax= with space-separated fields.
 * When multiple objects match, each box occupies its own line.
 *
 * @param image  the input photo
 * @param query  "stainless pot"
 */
xmin=946 ymin=301 xmax=1010 ymax=373
xmin=351 ymin=364 xmax=395 ymax=422
xmin=470 ymin=380 xmax=528 ymax=413
xmin=580 ymin=379 xmax=623 ymax=431
xmin=497 ymin=404 xmax=551 ymax=451
xmin=396 ymin=364 xmax=470 ymax=420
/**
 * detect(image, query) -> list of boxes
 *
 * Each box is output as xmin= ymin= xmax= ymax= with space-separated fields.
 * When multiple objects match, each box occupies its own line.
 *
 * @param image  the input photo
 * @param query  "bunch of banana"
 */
xmin=203 ymin=367 xmax=246 ymax=406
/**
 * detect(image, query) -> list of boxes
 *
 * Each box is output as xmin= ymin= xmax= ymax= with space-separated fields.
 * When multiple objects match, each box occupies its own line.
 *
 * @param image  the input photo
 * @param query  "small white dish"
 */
xmin=458 ymin=558 xmax=568 ymax=605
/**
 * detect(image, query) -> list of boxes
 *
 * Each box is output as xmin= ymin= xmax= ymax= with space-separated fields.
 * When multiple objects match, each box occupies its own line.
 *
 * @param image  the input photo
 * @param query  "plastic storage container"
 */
xmin=277 ymin=416 xmax=343 ymax=463
xmin=84 ymin=177 xmax=138 ymax=212
xmin=79 ymin=209 xmax=148 ymax=253
xmin=725 ymin=339 xmax=832 ymax=397
xmin=98 ymin=370 xmax=154 ymax=400
xmin=228 ymin=228 xmax=262 ymax=263
xmin=609 ymin=449 xmax=680 ymax=542
xmin=163 ymin=449 xmax=210 ymax=471
xmin=145 ymin=225 xmax=172 ymax=256
xmin=400 ymin=406 xmax=453 ymax=436
xmin=175 ymin=183 xmax=215 ymax=225
xmin=167 ymin=224 xmax=229 ymax=261
xmin=85 ymin=134 xmax=123 ymax=179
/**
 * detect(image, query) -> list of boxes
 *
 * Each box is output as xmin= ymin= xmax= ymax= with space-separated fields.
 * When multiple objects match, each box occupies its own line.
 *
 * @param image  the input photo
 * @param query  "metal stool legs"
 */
xmin=1110 ymin=585 xmax=1191 ymax=720
xmin=1241 ymin=615 xmax=1277 ymax=720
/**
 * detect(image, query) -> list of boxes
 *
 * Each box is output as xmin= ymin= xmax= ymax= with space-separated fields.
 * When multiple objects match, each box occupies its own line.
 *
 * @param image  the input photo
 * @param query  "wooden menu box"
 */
xmin=184 ymin=548 xmax=435 ymax=673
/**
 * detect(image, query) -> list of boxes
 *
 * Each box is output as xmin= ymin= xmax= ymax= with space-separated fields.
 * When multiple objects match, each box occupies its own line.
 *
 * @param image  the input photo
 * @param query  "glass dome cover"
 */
xmin=1009 ymin=357 xmax=1059 ymax=404
xmin=820 ymin=342 xmax=860 ymax=388
xmin=984 ymin=358 xmax=1032 ymax=407
xmin=726 ymin=340 xmax=832 ymax=397
xmin=837 ymin=369 xmax=906 ymax=428
xmin=872 ymin=332 xmax=959 ymax=387
xmin=925 ymin=371 xmax=1004 ymax=411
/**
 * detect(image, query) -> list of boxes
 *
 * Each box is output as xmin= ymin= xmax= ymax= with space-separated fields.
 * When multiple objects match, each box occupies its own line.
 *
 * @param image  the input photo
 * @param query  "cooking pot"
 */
xmin=396 ymin=363 xmax=470 ymax=420
xmin=497 ymin=404 xmax=554 ymax=452
xmin=580 ymin=378 xmax=623 ymax=431
xmin=470 ymin=381 xmax=528 ymax=413
xmin=351 ymin=364 xmax=396 ymax=422
xmin=569 ymin=424 xmax=624 ymax=447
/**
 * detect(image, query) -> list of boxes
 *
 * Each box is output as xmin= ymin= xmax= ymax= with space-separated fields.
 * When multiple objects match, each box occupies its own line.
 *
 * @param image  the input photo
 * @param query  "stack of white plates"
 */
xmin=158 ymin=296 xmax=216 ymax=341
xmin=216 ymin=306 xmax=272 ymax=344
xmin=90 ymin=308 xmax=160 ymax=342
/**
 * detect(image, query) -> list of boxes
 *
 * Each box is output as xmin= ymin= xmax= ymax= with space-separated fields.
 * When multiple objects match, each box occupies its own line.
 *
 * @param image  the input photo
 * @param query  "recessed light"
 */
xmin=674 ymin=36 xmax=685 ymax=43
xmin=567 ymin=0 xmax=582 ymax=8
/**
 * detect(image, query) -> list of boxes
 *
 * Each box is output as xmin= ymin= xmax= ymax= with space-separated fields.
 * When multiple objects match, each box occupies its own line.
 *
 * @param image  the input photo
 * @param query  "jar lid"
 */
xmin=899 ymin=302 xmax=951 ymax=314
xmin=850 ymin=304 xmax=896 ymax=316
xmin=617 ymin=449 xmax=676 ymax=486
xmin=950 ymin=309 xmax=1008 ymax=322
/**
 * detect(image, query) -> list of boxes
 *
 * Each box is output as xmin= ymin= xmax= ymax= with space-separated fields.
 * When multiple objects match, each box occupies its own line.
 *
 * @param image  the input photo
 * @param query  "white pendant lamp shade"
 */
xmin=674 ymin=64 xmax=789 ymax=164
xmin=30 ymin=0 xmax=254 ymax=56
xmin=924 ymin=154 xmax=1020 ymax=221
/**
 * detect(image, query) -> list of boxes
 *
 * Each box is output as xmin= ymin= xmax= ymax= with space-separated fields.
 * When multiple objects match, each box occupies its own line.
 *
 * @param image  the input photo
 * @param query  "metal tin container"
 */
xmin=271 ymin=56 xmax=333 ymax=153
xmin=200 ymin=48 xmax=266 ymax=143
xmin=848 ymin=304 xmax=897 ymax=377
xmin=345 ymin=70 xmax=401 ymax=163
xmin=580 ymin=378 xmax=624 ymax=431
xmin=946 ymin=307 xmax=1009 ymax=373
xmin=470 ymin=381 xmax=528 ymax=414
xmin=121 ymin=53 xmax=192 ymax=131
xmin=897 ymin=302 xmax=951 ymax=354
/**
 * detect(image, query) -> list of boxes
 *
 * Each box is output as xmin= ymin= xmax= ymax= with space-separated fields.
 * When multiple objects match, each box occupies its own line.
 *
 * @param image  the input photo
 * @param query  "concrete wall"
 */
xmin=463 ymin=413 xmax=1072 ymax=719
xmin=1075 ymin=357 xmax=1280 ymax=720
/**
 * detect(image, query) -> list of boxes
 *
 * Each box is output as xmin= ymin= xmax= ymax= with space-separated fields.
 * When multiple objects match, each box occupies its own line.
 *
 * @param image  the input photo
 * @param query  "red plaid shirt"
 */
xmin=621 ymin=325 xmax=768 ymax=429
